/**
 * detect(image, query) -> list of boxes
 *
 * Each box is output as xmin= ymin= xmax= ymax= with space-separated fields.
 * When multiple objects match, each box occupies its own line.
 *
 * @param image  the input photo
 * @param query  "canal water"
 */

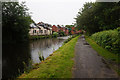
xmin=2 ymin=36 xmax=70 ymax=79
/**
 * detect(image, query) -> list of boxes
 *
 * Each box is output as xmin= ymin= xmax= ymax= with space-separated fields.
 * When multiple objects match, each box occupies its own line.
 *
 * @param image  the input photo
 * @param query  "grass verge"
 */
xmin=18 ymin=36 xmax=79 ymax=78
xmin=86 ymin=36 xmax=120 ymax=75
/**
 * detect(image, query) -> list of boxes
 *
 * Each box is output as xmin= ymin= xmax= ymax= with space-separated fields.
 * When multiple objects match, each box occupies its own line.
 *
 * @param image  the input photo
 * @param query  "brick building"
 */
xmin=52 ymin=25 xmax=59 ymax=32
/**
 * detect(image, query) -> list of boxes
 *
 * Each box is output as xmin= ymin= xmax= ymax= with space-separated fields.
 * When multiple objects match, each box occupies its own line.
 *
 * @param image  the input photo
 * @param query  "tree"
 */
xmin=65 ymin=25 xmax=75 ymax=34
xmin=75 ymin=2 xmax=120 ymax=35
xmin=65 ymin=25 xmax=74 ymax=28
xmin=59 ymin=31 xmax=65 ymax=36
xmin=2 ymin=2 xmax=32 ymax=43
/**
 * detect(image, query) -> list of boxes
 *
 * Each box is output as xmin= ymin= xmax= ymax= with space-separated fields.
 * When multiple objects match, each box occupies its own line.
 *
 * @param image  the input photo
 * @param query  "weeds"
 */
xmin=38 ymin=50 xmax=45 ymax=61
xmin=22 ymin=58 xmax=33 ymax=74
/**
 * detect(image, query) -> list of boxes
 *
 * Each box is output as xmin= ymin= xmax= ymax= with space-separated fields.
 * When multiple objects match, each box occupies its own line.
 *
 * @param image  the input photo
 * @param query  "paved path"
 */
xmin=72 ymin=35 xmax=118 ymax=78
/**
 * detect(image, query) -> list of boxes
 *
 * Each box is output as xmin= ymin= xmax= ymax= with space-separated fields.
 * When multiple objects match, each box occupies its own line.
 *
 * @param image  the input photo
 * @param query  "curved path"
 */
xmin=72 ymin=35 xmax=118 ymax=78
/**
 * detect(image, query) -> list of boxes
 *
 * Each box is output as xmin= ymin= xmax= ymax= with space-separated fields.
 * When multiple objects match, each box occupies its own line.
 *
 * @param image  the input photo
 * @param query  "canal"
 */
xmin=2 ymin=36 xmax=70 ymax=79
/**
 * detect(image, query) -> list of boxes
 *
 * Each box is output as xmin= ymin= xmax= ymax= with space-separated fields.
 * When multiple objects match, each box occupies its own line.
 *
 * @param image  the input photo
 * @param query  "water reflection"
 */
xmin=2 ymin=36 xmax=69 ymax=79
xmin=30 ymin=38 xmax=64 ymax=63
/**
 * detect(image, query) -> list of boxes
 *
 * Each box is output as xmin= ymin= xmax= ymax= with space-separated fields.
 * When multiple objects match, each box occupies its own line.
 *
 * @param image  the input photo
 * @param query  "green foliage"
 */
xmin=91 ymin=28 xmax=120 ymax=54
xmin=52 ymin=32 xmax=58 ymax=37
xmin=59 ymin=31 xmax=65 ymax=36
xmin=2 ymin=2 xmax=32 ymax=43
xmin=75 ymin=2 xmax=120 ymax=35
xmin=65 ymin=25 xmax=74 ymax=28
xmin=22 ymin=58 xmax=33 ymax=74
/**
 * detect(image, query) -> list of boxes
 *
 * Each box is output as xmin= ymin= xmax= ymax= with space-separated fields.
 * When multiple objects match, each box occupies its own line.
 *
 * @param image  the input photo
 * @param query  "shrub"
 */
xmin=91 ymin=27 xmax=120 ymax=54
xmin=53 ymin=32 xmax=58 ymax=37
xmin=59 ymin=31 xmax=65 ymax=37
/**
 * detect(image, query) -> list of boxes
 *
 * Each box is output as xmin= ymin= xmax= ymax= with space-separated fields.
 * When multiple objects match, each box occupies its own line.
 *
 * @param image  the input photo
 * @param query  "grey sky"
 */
xmin=19 ymin=0 xmax=95 ymax=25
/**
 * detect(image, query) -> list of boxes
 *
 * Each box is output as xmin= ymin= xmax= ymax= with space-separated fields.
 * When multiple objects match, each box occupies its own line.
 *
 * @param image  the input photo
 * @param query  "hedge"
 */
xmin=91 ymin=27 xmax=120 ymax=54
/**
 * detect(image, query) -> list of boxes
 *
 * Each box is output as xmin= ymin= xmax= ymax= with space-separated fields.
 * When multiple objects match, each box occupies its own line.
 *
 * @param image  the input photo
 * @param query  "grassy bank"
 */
xmin=86 ymin=37 xmax=120 ymax=75
xmin=18 ymin=36 xmax=79 ymax=78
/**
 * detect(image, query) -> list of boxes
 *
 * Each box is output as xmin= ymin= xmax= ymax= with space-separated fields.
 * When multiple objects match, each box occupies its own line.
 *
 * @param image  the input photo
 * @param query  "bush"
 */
xmin=53 ymin=32 xmax=58 ymax=38
xmin=59 ymin=31 xmax=65 ymax=37
xmin=91 ymin=27 xmax=120 ymax=54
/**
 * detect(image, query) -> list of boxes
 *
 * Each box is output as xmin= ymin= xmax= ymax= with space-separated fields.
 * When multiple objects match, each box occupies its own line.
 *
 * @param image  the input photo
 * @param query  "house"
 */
xmin=29 ymin=22 xmax=52 ymax=36
xmin=52 ymin=25 xmax=59 ymax=32
xmin=57 ymin=25 xmax=61 ymax=32
xmin=29 ymin=23 xmax=40 ymax=35
xmin=37 ymin=25 xmax=47 ymax=35
xmin=52 ymin=25 xmax=70 ymax=35
xmin=38 ymin=22 xmax=52 ymax=35
xmin=65 ymin=28 xmax=69 ymax=35
xmin=46 ymin=27 xmax=52 ymax=35
xmin=71 ymin=27 xmax=76 ymax=35
xmin=60 ymin=27 xmax=65 ymax=32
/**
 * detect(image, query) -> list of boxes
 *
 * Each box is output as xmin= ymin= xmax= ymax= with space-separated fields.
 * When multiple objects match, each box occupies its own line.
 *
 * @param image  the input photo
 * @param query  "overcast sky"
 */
xmin=19 ymin=0 xmax=95 ymax=25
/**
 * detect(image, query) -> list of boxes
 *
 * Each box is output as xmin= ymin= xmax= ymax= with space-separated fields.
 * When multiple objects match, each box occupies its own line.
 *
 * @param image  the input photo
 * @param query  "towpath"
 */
xmin=72 ymin=35 xmax=118 ymax=78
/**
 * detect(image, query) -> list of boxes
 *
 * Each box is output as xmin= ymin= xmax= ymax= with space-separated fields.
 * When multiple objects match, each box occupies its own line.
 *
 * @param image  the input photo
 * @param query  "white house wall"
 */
xmin=29 ymin=28 xmax=40 ymax=35
xmin=29 ymin=26 xmax=52 ymax=36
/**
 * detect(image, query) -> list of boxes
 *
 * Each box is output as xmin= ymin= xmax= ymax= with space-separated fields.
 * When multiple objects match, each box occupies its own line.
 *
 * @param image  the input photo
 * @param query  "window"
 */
xmin=44 ymin=30 xmax=46 ymax=33
xmin=41 ymin=30 xmax=43 ymax=33
xmin=33 ymin=30 xmax=36 ymax=33
xmin=39 ymin=29 xmax=41 ymax=33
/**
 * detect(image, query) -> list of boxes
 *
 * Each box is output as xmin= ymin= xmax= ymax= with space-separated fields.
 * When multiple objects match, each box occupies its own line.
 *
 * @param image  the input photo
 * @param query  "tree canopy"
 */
xmin=2 ymin=2 xmax=33 ymax=43
xmin=65 ymin=25 xmax=74 ymax=28
xmin=75 ymin=2 xmax=120 ymax=35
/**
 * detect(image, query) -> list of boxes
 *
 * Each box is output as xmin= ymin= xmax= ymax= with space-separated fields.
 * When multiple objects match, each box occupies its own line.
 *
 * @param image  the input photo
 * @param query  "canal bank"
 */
xmin=18 ymin=36 xmax=79 ymax=78
xmin=2 ymin=36 xmax=71 ymax=79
